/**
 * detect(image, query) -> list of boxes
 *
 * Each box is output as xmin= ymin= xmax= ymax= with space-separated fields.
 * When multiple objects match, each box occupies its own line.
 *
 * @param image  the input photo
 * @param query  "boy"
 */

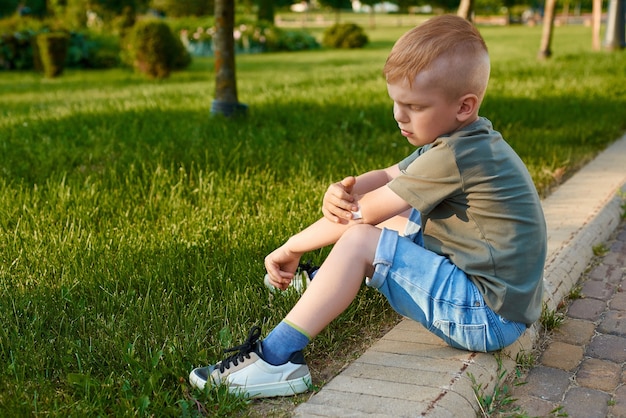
xmin=189 ymin=14 xmax=547 ymax=398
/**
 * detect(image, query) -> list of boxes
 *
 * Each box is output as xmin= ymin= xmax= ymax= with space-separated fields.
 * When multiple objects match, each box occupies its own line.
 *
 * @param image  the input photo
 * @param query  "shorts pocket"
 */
xmin=431 ymin=320 xmax=487 ymax=352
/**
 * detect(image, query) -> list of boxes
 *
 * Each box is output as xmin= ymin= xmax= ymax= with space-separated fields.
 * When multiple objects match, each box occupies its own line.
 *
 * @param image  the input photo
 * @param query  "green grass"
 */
xmin=0 ymin=18 xmax=625 ymax=416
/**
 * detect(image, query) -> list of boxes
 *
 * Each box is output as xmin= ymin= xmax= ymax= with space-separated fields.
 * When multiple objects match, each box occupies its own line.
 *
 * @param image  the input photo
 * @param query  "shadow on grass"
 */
xmin=1 ymin=93 xmax=624 ymax=191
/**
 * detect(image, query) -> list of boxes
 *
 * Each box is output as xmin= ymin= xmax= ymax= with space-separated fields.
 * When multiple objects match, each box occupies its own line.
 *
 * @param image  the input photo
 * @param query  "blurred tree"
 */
xmin=318 ymin=0 xmax=352 ymax=22
xmin=395 ymin=0 xmax=414 ymax=13
xmin=604 ymin=0 xmax=625 ymax=50
xmin=0 ymin=0 xmax=47 ymax=17
xmin=457 ymin=0 xmax=474 ymax=20
xmin=592 ymin=0 xmax=602 ymax=50
xmin=257 ymin=0 xmax=275 ymax=23
xmin=150 ymin=0 xmax=214 ymax=17
xmin=537 ymin=0 xmax=556 ymax=58
xmin=0 ymin=1 xmax=19 ymax=17
xmin=57 ymin=0 xmax=151 ymax=17
xmin=212 ymin=0 xmax=247 ymax=117
xmin=358 ymin=0 xmax=379 ymax=28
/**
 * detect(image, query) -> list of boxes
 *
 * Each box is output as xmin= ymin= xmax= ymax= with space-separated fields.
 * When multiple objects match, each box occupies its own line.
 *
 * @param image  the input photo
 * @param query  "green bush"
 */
xmin=0 ymin=16 xmax=55 ymax=70
xmin=322 ymin=22 xmax=368 ymax=49
xmin=0 ymin=16 xmax=121 ymax=71
xmin=36 ymin=31 xmax=69 ymax=77
xmin=0 ymin=30 xmax=35 ymax=69
xmin=123 ymin=19 xmax=190 ymax=78
xmin=82 ymin=32 xmax=121 ymax=68
xmin=264 ymin=26 xmax=319 ymax=52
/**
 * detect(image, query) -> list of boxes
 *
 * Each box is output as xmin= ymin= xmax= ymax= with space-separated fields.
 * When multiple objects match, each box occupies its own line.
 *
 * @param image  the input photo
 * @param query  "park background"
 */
xmin=1 ymin=0 xmax=625 ymax=416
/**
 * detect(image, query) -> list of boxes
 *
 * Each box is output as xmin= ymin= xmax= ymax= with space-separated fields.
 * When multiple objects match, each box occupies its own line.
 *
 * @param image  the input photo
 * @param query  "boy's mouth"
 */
xmin=400 ymin=128 xmax=413 ymax=138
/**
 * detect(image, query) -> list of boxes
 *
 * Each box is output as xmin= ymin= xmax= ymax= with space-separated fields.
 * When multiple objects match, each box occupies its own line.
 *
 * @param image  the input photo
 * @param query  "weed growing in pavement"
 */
xmin=469 ymin=356 xmax=523 ymax=417
xmin=593 ymin=244 xmax=609 ymax=257
xmin=567 ymin=284 xmax=584 ymax=301
xmin=514 ymin=350 xmax=537 ymax=371
xmin=540 ymin=302 xmax=566 ymax=332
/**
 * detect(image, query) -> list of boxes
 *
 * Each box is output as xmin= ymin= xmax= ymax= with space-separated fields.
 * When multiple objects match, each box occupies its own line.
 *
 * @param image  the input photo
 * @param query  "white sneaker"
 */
xmin=264 ymin=270 xmax=311 ymax=293
xmin=263 ymin=262 xmax=319 ymax=294
xmin=189 ymin=326 xmax=311 ymax=398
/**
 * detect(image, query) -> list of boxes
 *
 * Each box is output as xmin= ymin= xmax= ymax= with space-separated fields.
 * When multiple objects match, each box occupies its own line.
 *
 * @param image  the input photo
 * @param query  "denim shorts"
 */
xmin=366 ymin=209 xmax=526 ymax=352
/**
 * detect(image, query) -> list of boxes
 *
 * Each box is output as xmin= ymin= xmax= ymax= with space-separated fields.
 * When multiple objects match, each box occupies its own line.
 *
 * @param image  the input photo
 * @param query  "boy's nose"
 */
xmin=393 ymin=104 xmax=409 ymax=124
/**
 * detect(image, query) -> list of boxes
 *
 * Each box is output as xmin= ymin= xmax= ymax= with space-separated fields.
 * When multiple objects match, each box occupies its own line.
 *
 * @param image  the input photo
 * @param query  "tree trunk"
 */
xmin=457 ymin=0 xmax=474 ymax=21
xmin=592 ymin=0 xmax=602 ymax=51
xmin=538 ymin=0 xmax=557 ymax=59
xmin=369 ymin=8 xmax=376 ymax=29
xmin=212 ymin=0 xmax=247 ymax=117
xmin=604 ymin=0 xmax=626 ymax=50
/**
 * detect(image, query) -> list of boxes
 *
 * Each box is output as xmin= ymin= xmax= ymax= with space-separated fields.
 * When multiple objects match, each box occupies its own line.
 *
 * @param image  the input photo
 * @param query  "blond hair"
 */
xmin=383 ymin=15 xmax=490 ymax=103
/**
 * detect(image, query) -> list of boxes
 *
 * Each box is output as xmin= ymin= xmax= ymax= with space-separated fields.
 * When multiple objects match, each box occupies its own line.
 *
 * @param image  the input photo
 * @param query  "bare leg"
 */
xmin=284 ymin=224 xmax=382 ymax=338
xmin=376 ymin=209 xmax=411 ymax=235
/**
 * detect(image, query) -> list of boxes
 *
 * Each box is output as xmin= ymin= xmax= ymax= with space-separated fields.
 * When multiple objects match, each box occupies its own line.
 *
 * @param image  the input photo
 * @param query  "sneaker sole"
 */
xmin=236 ymin=373 xmax=312 ymax=398
xmin=189 ymin=369 xmax=311 ymax=398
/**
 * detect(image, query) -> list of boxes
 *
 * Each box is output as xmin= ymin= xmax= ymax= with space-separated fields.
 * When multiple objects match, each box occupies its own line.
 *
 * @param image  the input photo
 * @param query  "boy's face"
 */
xmin=387 ymin=72 xmax=463 ymax=148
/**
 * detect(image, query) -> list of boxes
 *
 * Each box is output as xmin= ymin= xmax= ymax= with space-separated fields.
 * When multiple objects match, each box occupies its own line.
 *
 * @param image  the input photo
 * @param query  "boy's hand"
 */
xmin=264 ymin=245 xmax=303 ymax=291
xmin=322 ymin=176 xmax=359 ymax=224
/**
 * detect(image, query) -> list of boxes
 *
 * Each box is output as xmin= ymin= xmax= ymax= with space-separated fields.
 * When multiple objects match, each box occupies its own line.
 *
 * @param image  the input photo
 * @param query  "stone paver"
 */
xmin=577 ymin=358 xmax=621 ymax=392
xmin=562 ymin=387 xmax=611 ymax=418
xmin=551 ymin=318 xmax=595 ymax=345
xmin=598 ymin=310 xmax=626 ymax=335
xmin=539 ymin=341 xmax=583 ymax=371
xmin=510 ymin=218 xmax=626 ymax=417
xmin=611 ymin=291 xmax=626 ymax=310
xmin=587 ymin=334 xmax=626 ymax=363
xmin=515 ymin=366 xmax=572 ymax=402
xmin=567 ymin=297 xmax=607 ymax=321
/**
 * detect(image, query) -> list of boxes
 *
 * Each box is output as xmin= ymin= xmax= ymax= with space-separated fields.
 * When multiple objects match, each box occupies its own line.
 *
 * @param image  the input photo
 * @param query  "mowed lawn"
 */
xmin=0 ymin=18 xmax=625 ymax=416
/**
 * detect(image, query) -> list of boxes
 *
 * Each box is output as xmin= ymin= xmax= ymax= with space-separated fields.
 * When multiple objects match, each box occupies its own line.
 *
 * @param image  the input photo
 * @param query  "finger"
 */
xmin=323 ymin=207 xmax=348 ymax=224
xmin=264 ymin=262 xmax=293 ymax=285
xmin=273 ymin=272 xmax=294 ymax=291
xmin=340 ymin=176 xmax=356 ymax=193
xmin=322 ymin=207 xmax=339 ymax=223
xmin=328 ymin=182 xmax=354 ymax=201
xmin=268 ymin=275 xmax=289 ymax=290
xmin=327 ymin=192 xmax=357 ymax=211
xmin=323 ymin=200 xmax=353 ymax=221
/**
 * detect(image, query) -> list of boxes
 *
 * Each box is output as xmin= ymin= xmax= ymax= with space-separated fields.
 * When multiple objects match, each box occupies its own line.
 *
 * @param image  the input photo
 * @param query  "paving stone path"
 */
xmin=511 ymin=217 xmax=626 ymax=418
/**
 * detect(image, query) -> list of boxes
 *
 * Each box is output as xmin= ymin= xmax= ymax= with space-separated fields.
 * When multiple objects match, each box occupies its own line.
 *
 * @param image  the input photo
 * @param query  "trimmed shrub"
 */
xmin=0 ymin=30 xmax=36 ymax=69
xmin=264 ymin=26 xmax=319 ymax=52
xmin=36 ymin=32 xmax=69 ymax=77
xmin=322 ymin=23 xmax=368 ymax=49
xmin=123 ymin=19 xmax=190 ymax=78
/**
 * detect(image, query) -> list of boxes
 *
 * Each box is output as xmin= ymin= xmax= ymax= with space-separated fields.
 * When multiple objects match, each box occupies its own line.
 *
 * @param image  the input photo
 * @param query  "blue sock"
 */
xmin=261 ymin=320 xmax=310 ymax=366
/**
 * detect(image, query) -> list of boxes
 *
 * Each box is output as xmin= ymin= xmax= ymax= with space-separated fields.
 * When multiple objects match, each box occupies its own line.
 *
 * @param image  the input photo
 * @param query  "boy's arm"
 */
xmin=266 ymin=184 xmax=409 ymax=289
xmin=323 ymin=164 xmax=401 ymax=223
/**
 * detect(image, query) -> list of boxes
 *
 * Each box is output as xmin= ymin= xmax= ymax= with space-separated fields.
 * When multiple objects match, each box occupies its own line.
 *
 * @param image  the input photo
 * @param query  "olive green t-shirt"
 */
xmin=388 ymin=117 xmax=546 ymax=325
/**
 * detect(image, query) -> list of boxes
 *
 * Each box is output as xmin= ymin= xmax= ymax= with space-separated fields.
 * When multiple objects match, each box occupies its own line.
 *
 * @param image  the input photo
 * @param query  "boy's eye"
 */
xmin=409 ymin=105 xmax=423 ymax=111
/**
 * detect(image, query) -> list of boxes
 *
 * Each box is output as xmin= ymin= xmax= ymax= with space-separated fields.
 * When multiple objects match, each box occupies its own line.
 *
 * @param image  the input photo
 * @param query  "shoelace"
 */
xmin=217 ymin=325 xmax=262 ymax=373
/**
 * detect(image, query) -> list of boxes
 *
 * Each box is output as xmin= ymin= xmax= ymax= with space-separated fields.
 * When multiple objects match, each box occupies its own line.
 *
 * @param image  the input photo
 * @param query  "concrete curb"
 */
xmin=294 ymin=134 xmax=626 ymax=417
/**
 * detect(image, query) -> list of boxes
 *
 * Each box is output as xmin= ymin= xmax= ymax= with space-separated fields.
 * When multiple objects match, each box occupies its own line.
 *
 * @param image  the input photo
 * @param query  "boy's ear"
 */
xmin=456 ymin=94 xmax=479 ymax=122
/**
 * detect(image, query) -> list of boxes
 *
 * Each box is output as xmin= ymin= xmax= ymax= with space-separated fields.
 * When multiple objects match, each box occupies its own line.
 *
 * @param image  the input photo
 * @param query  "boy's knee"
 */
xmin=342 ymin=223 xmax=375 ymax=240
xmin=337 ymin=224 xmax=380 ymax=254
